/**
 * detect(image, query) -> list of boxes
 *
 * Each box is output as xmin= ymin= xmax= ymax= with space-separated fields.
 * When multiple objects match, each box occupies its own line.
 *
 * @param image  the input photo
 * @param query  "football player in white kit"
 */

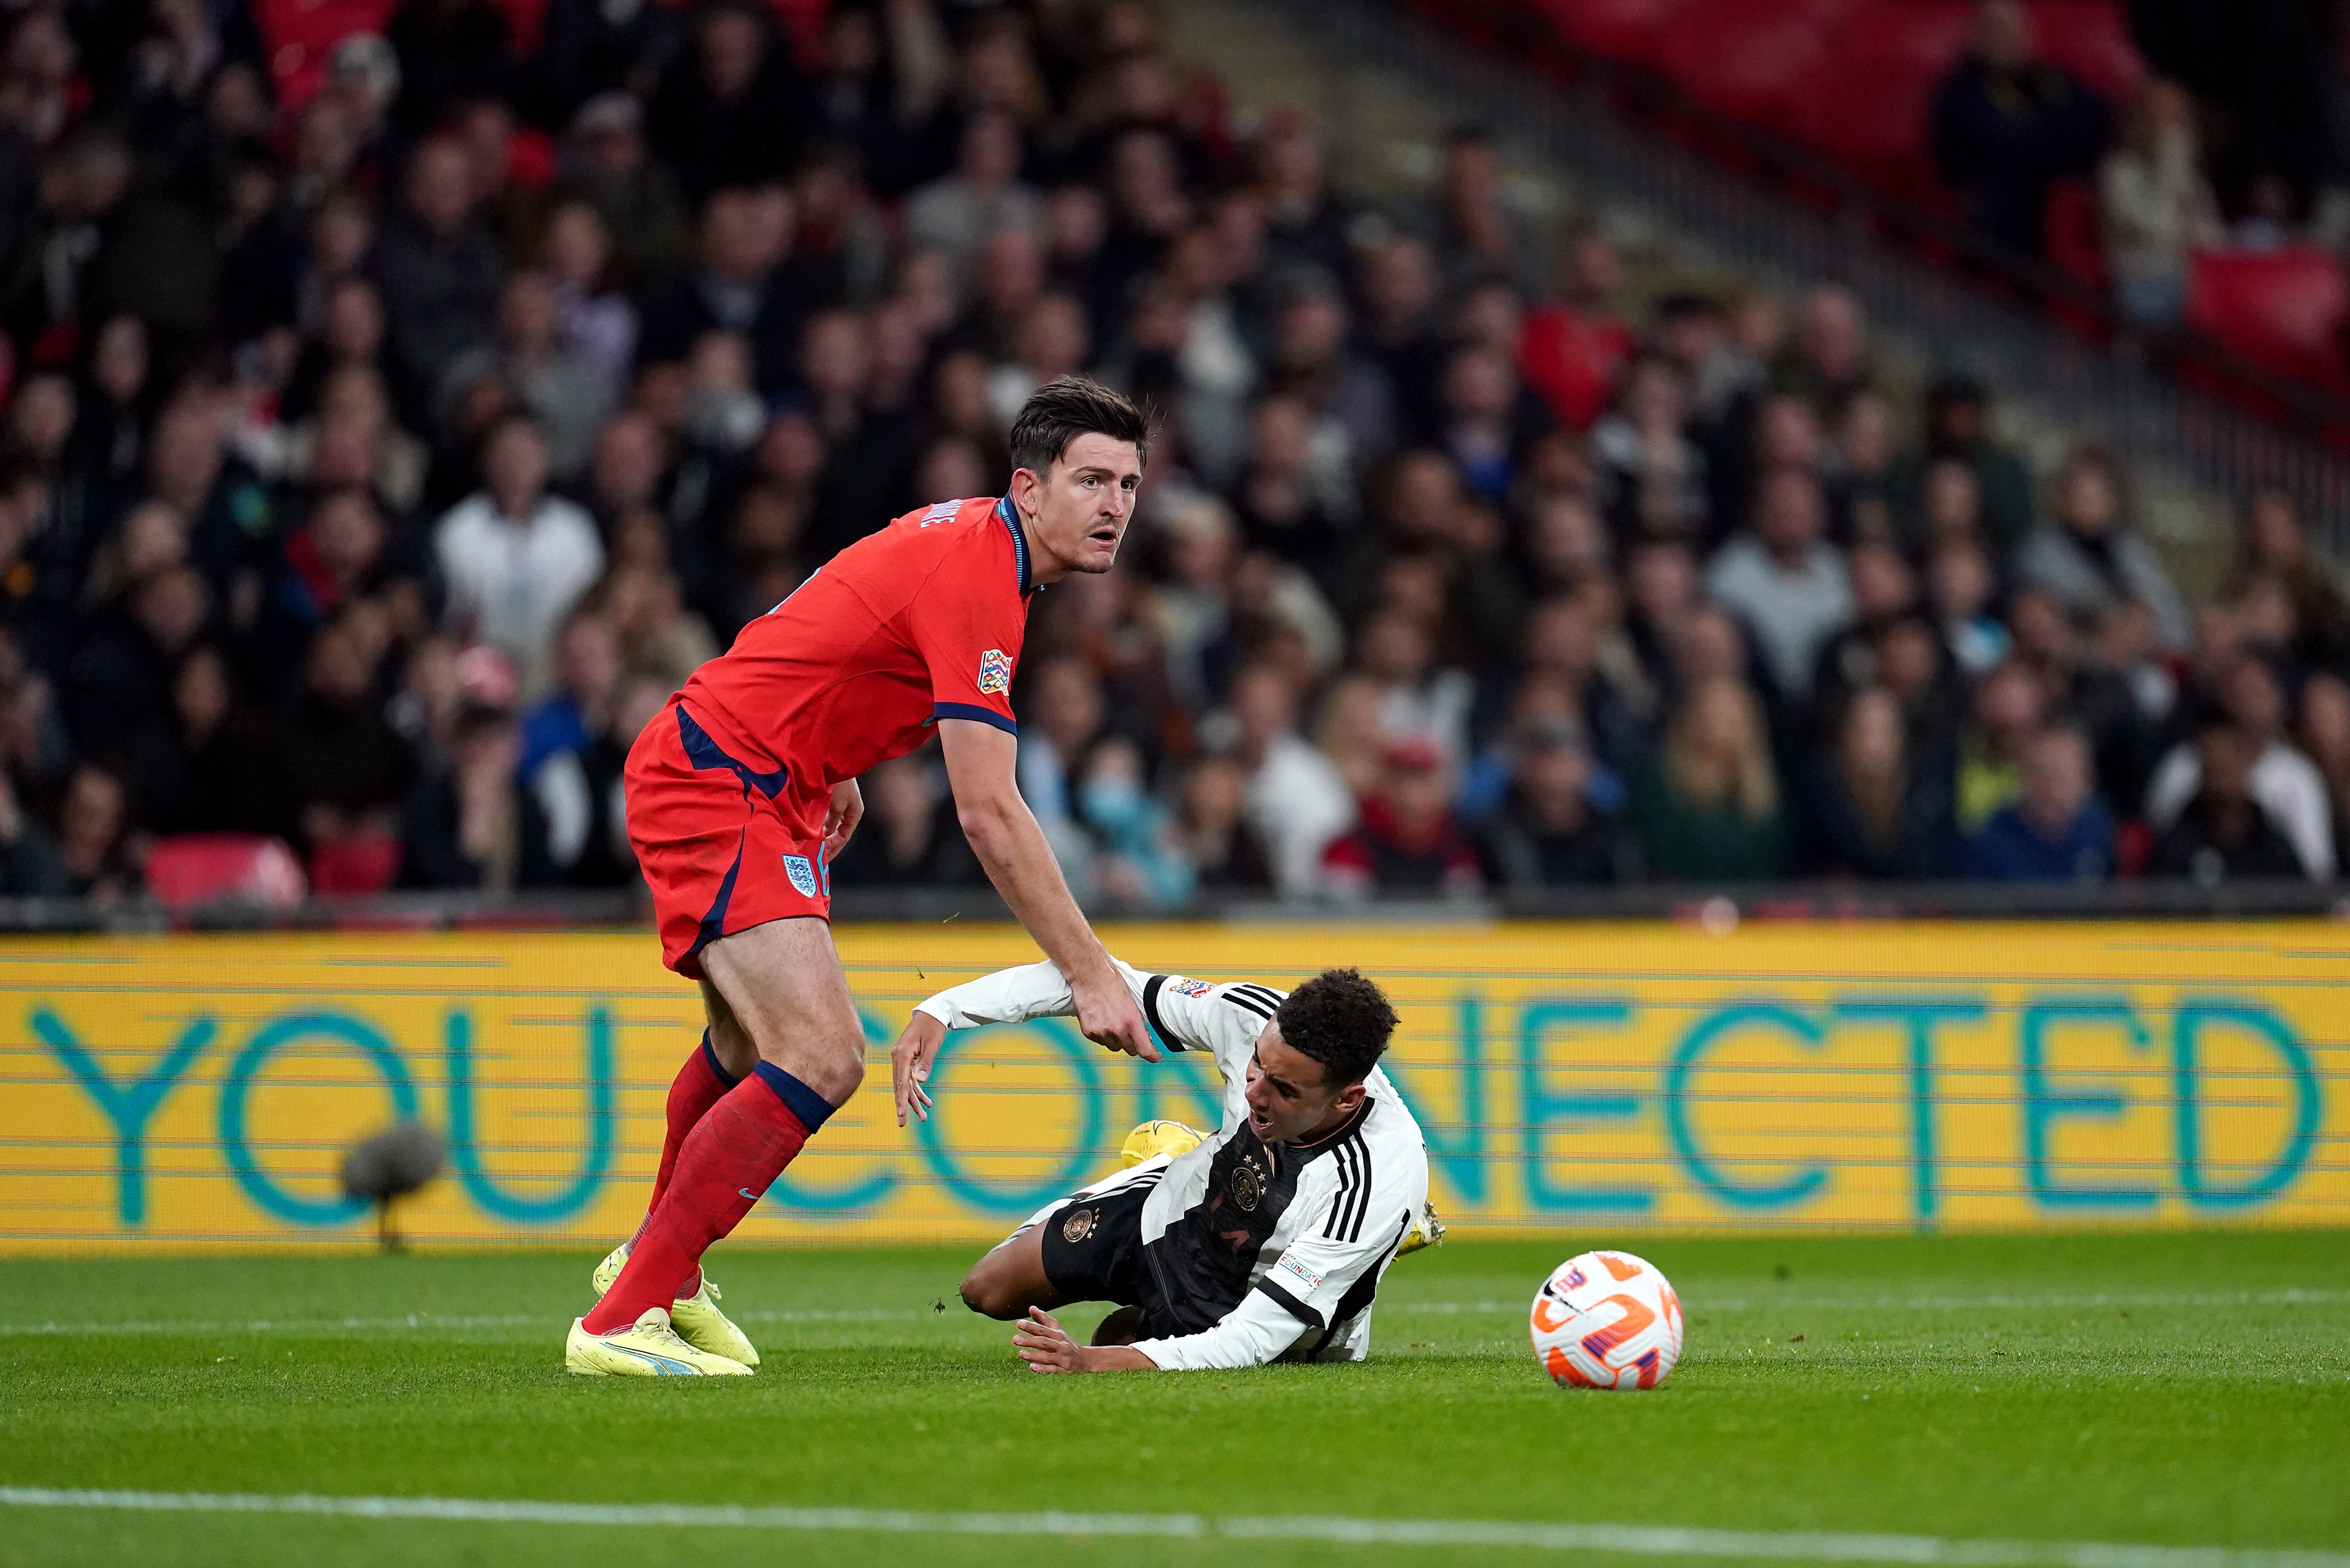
xmin=891 ymin=960 xmax=1435 ymax=1373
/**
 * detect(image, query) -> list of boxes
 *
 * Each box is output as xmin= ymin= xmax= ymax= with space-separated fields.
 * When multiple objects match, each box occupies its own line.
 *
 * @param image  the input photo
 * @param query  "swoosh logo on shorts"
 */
xmin=739 ymin=1188 xmax=762 ymax=1201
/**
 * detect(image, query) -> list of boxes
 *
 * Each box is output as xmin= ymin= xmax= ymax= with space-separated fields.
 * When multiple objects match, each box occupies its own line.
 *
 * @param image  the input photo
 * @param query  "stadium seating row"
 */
xmin=1523 ymin=0 xmax=2350 ymax=412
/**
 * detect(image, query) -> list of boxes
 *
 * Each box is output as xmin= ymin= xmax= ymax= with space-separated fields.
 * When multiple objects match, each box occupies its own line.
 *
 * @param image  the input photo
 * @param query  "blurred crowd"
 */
xmin=1 ymin=0 xmax=2348 ymax=906
xmin=1925 ymin=0 xmax=2350 ymax=333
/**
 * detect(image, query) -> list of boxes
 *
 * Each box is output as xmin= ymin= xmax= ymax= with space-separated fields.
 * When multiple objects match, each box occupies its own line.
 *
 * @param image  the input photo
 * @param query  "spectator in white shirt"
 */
xmin=1227 ymin=662 xmax=1355 ymax=897
xmin=1353 ymin=607 xmax=1475 ymax=767
xmin=1703 ymin=465 xmax=1855 ymax=704
xmin=2098 ymin=80 xmax=2222 ymax=331
xmin=2144 ymin=652 xmax=2333 ymax=878
xmin=902 ymin=109 xmax=1043 ymax=286
xmin=434 ymin=414 xmax=605 ymax=696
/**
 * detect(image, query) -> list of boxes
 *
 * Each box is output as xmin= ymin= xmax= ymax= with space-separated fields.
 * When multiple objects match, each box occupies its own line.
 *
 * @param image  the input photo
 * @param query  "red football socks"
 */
xmin=624 ymin=1035 xmax=740 ymax=1302
xmin=583 ymin=1063 xmax=833 ymax=1335
xmin=648 ymin=1035 xmax=736 ymax=1216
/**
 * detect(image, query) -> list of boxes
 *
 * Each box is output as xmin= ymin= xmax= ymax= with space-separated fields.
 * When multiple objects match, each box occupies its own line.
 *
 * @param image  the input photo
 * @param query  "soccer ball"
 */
xmin=1529 ymin=1250 xmax=1684 ymax=1391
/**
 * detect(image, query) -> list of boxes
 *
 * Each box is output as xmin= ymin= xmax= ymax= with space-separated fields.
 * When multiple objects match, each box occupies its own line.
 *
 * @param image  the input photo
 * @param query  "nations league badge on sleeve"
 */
xmin=976 ymin=649 xmax=1012 ymax=695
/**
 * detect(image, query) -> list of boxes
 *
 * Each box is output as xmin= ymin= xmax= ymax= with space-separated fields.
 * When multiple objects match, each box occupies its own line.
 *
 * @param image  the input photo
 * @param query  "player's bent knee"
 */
xmin=800 ymin=1030 xmax=868 ymax=1105
xmin=749 ymin=1023 xmax=865 ymax=1106
xmin=959 ymin=1257 xmax=1024 ymax=1319
xmin=958 ymin=1270 xmax=1009 ymax=1319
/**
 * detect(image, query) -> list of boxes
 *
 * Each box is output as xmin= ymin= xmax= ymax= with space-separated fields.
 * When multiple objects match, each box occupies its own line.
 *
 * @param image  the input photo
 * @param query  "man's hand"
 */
xmin=890 ymin=1010 xmax=946 ymax=1127
xmin=1071 ymin=963 xmax=1157 ymax=1062
xmin=822 ymin=779 xmax=864 ymax=861
xmin=1012 ymin=1307 xmax=1155 ymax=1373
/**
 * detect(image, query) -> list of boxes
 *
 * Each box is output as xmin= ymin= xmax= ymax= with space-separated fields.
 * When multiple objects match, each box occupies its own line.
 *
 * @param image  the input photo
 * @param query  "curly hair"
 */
xmin=1274 ymin=968 xmax=1399 ymax=1088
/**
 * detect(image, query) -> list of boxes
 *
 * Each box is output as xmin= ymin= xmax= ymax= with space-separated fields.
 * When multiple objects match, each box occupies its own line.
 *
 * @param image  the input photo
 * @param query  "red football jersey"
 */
xmin=678 ymin=494 xmax=1033 ymax=795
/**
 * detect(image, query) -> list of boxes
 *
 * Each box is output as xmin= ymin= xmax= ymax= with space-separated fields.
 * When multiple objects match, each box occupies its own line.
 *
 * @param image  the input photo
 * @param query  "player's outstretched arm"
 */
xmin=1013 ymin=1289 xmax=1315 ymax=1374
xmin=891 ymin=956 xmax=1155 ymax=1124
xmin=1013 ymin=1307 xmax=1155 ymax=1373
xmin=938 ymin=717 xmax=1153 ymax=1062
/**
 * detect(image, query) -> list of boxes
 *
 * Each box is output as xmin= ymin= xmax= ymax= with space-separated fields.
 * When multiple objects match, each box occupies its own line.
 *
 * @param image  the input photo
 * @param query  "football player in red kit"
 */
xmin=568 ymin=377 xmax=1158 ymax=1376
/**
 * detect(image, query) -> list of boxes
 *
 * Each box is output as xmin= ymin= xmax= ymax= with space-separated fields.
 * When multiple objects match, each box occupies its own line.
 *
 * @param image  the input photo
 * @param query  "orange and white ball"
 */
xmin=1529 ymin=1250 xmax=1684 ymax=1391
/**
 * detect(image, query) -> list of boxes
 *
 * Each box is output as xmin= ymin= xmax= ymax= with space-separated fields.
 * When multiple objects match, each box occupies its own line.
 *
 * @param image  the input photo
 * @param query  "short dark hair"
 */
xmin=1275 ymin=968 xmax=1399 ymax=1089
xmin=1008 ymin=376 xmax=1150 ymax=478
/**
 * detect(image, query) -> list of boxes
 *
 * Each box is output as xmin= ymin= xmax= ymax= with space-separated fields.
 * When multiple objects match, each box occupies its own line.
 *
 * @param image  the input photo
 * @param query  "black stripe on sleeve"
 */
xmin=1335 ymin=1135 xmax=1371 ymax=1241
xmin=1141 ymin=974 xmax=1184 ymax=1050
xmin=1253 ymin=1276 xmax=1325 ymax=1329
xmin=1323 ymin=1142 xmax=1359 ymax=1240
xmin=1322 ymin=1151 xmax=1351 ymax=1238
xmin=1227 ymin=984 xmax=1286 ymax=1011
xmin=1221 ymin=988 xmax=1274 ymax=1022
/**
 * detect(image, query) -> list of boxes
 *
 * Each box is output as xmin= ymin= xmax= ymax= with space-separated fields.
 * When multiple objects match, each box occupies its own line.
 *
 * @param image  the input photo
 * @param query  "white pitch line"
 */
xmin=2 ymin=1488 xmax=2345 ymax=1568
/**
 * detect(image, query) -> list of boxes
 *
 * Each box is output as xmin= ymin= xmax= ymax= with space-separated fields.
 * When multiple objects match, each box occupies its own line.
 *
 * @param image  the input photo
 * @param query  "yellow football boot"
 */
xmin=1395 ymin=1199 xmax=1448 ymax=1258
xmin=565 ymin=1307 xmax=754 ymax=1376
xmin=1119 ymin=1119 xmax=1204 ymax=1168
xmin=591 ymin=1242 xmax=760 ymax=1366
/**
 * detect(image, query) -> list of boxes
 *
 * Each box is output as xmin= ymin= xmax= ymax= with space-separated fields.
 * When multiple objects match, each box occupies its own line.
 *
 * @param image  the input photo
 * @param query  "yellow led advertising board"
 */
xmin=0 ymin=922 xmax=2339 ymax=1251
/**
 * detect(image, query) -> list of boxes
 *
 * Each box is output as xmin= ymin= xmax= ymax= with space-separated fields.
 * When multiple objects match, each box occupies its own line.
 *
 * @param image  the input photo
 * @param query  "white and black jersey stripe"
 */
xmin=1322 ymin=1133 xmax=1372 ymax=1243
xmin=1220 ymin=983 xmax=1283 ymax=1022
xmin=1127 ymin=972 xmax=1427 ymax=1361
xmin=909 ymin=958 xmax=1430 ymax=1366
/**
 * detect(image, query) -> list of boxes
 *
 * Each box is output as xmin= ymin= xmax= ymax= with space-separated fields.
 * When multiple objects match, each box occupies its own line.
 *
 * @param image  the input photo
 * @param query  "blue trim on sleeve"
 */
xmin=753 ymin=1062 xmax=835 ymax=1132
xmin=995 ymin=493 xmax=1033 ymax=596
xmin=934 ymin=701 xmax=1018 ymax=736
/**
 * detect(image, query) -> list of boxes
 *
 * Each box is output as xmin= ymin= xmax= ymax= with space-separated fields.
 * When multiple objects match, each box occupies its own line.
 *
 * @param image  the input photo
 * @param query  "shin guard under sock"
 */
xmin=584 ymin=1064 xmax=833 ymax=1334
xmin=649 ymin=1034 xmax=737 ymax=1216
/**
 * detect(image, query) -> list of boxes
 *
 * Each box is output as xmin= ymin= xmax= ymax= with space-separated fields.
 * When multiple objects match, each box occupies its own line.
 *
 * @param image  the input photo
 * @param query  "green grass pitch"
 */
xmin=2 ymin=1232 xmax=2345 ymax=1568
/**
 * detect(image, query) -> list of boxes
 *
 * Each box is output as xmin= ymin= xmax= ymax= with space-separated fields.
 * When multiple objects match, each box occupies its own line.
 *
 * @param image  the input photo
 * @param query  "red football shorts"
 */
xmin=627 ymin=701 xmax=831 ymax=978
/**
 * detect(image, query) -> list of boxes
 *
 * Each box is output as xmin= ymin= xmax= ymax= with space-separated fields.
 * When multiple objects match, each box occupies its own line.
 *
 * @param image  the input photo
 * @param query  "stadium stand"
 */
xmin=1 ymin=0 xmax=2349 ymax=917
xmin=1425 ymin=0 xmax=2350 ymax=436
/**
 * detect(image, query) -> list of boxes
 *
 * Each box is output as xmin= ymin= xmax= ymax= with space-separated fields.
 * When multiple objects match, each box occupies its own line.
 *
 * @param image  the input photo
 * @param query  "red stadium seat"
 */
xmin=145 ymin=835 xmax=308 ymax=910
xmin=308 ymin=835 xmax=404 ymax=897
xmin=2186 ymin=247 xmax=2350 ymax=386
xmin=1831 ymin=0 xmax=1978 ymax=77
xmin=1790 ymin=0 xmax=1975 ymax=199
xmin=2041 ymin=177 xmax=2113 ymax=337
xmin=487 ymin=0 xmax=547 ymax=54
xmin=1533 ymin=0 xmax=1692 ymax=69
xmin=2043 ymin=178 xmax=2107 ymax=288
xmin=250 ymin=0 xmax=399 ymax=112
xmin=1655 ymin=1 xmax=1829 ymax=135
xmin=2031 ymin=1 xmax=2145 ymax=103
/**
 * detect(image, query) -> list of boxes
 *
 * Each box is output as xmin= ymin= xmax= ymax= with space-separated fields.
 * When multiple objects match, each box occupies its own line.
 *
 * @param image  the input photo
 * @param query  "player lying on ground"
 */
xmin=568 ymin=378 xmax=1159 ymax=1377
xmin=891 ymin=960 xmax=1433 ymax=1373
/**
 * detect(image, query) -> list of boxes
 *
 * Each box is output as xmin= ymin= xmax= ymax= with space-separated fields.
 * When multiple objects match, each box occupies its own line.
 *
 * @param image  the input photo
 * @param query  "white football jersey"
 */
xmin=917 ymin=959 xmax=1430 ymax=1367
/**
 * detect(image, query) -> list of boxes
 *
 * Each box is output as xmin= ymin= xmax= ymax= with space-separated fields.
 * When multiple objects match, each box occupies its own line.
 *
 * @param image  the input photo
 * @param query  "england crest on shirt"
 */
xmin=782 ymin=854 xmax=819 ymax=896
xmin=976 ymin=648 xmax=1012 ymax=695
